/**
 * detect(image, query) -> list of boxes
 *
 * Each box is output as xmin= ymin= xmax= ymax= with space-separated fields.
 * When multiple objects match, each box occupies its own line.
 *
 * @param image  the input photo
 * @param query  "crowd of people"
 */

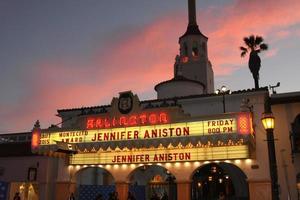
xmin=66 ymin=190 xmax=171 ymax=200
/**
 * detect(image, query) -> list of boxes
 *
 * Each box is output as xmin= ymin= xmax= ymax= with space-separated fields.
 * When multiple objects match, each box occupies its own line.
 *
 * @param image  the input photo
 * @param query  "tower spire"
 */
xmin=188 ymin=0 xmax=197 ymax=25
xmin=180 ymin=0 xmax=202 ymax=38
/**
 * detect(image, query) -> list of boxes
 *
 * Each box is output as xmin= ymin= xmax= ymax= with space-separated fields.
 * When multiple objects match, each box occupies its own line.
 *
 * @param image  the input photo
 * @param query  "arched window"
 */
xmin=183 ymin=42 xmax=188 ymax=56
xmin=192 ymin=41 xmax=199 ymax=57
xmin=291 ymin=114 xmax=300 ymax=153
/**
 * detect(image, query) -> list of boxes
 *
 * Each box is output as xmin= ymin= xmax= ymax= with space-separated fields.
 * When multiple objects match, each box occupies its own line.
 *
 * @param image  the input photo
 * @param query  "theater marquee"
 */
xmin=69 ymin=145 xmax=250 ymax=165
xmin=39 ymin=112 xmax=252 ymax=145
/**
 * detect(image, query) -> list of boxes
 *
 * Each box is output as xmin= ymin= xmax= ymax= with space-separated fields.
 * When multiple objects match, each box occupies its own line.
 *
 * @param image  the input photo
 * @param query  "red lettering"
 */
xmin=145 ymin=154 xmax=150 ymax=161
xmin=139 ymin=114 xmax=147 ymax=124
xmin=134 ymin=131 xmax=139 ymax=139
xmin=95 ymin=119 xmax=102 ymax=128
xmin=119 ymin=117 xmax=128 ymax=126
xmin=129 ymin=115 xmax=137 ymax=125
xmin=144 ymin=130 xmax=150 ymax=138
xmin=104 ymin=118 xmax=111 ymax=128
xmin=149 ymin=114 xmax=157 ymax=124
xmin=159 ymin=112 xmax=168 ymax=123
xmin=86 ymin=119 xmax=94 ymax=129
xmin=112 ymin=118 xmax=117 ymax=126
xmin=86 ymin=112 xmax=170 ymax=129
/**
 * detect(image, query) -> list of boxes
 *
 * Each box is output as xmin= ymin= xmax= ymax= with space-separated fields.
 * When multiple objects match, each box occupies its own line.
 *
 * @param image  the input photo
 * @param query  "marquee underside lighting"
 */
xmin=69 ymin=145 xmax=250 ymax=165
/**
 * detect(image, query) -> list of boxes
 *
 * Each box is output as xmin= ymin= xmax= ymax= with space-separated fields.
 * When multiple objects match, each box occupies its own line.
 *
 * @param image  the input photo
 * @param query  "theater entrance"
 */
xmin=191 ymin=162 xmax=249 ymax=200
xmin=129 ymin=165 xmax=177 ymax=200
xmin=75 ymin=167 xmax=115 ymax=200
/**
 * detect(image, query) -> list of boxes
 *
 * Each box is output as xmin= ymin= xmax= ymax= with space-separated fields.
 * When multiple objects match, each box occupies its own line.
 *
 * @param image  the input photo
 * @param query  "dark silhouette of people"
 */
xmin=95 ymin=193 xmax=103 ymax=200
xmin=218 ymin=192 xmax=225 ymax=200
xmin=13 ymin=192 xmax=21 ymax=200
xmin=150 ymin=192 xmax=160 ymax=200
xmin=127 ymin=191 xmax=136 ymax=200
xmin=161 ymin=192 xmax=168 ymax=200
xmin=68 ymin=192 xmax=75 ymax=200
xmin=108 ymin=191 xmax=119 ymax=200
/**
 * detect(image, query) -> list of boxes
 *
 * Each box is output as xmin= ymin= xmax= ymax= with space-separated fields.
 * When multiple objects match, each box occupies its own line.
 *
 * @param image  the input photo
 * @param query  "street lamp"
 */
xmin=261 ymin=112 xmax=275 ymax=130
xmin=215 ymin=86 xmax=230 ymax=113
xmin=261 ymin=111 xmax=280 ymax=200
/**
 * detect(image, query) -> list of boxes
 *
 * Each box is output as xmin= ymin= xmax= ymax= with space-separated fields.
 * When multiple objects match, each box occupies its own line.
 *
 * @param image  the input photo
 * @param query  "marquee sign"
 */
xmin=39 ymin=112 xmax=252 ymax=146
xmin=69 ymin=145 xmax=250 ymax=165
xmin=86 ymin=112 xmax=169 ymax=129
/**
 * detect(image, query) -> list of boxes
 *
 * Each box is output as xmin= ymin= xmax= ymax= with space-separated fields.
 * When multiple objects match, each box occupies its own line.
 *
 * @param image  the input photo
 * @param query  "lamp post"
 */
xmin=215 ymin=86 xmax=230 ymax=113
xmin=261 ymin=110 xmax=280 ymax=200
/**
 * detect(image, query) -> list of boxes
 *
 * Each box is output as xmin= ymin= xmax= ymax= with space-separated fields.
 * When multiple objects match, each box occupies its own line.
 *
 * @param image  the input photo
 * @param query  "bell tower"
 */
xmin=155 ymin=0 xmax=214 ymax=98
xmin=175 ymin=0 xmax=214 ymax=93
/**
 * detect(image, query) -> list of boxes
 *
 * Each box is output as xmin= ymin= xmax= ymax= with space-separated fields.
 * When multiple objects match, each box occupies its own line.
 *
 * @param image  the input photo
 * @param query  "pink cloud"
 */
xmin=264 ymin=48 xmax=279 ymax=58
xmin=274 ymin=30 xmax=291 ymax=40
xmin=202 ymin=0 xmax=300 ymax=75
xmin=2 ymin=0 xmax=300 ymax=132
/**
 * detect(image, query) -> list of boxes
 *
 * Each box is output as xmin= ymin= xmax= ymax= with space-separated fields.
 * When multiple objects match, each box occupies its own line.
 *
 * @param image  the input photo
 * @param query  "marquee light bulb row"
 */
xmin=68 ymin=159 xmax=253 ymax=171
xmin=75 ymin=139 xmax=247 ymax=153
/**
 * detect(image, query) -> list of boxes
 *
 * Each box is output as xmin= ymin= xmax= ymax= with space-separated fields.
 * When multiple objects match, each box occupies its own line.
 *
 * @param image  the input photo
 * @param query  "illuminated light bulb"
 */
xmin=235 ymin=160 xmax=241 ymax=164
xmin=203 ymin=161 xmax=210 ymax=164
xmin=184 ymin=162 xmax=191 ymax=167
xmin=245 ymin=159 xmax=252 ymax=164
xmin=225 ymin=160 xmax=231 ymax=163
xmin=193 ymin=161 xmax=200 ymax=167
xmin=214 ymin=160 xmax=220 ymax=163
xmin=138 ymin=164 xmax=144 ymax=167
xmin=211 ymin=166 xmax=217 ymax=173
xmin=221 ymin=85 xmax=227 ymax=92
xmin=208 ymin=176 xmax=213 ymax=181
xmin=175 ymin=162 xmax=181 ymax=168
xmin=225 ymin=175 xmax=229 ymax=179
xmin=130 ymin=164 xmax=136 ymax=168
xmin=76 ymin=165 xmax=81 ymax=170
xmin=219 ymin=178 xmax=223 ymax=183
xmin=113 ymin=164 xmax=119 ymax=169
xmin=90 ymin=164 xmax=95 ymax=167
xmin=165 ymin=163 xmax=171 ymax=167
xmin=83 ymin=165 xmax=88 ymax=168
xmin=106 ymin=165 xmax=111 ymax=169
xmin=68 ymin=165 xmax=73 ymax=170
xmin=157 ymin=163 xmax=162 ymax=166
xmin=197 ymin=182 xmax=202 ymax=187
xmin=98 ymin=165 xmax=103 ymax=168
xmin=121 ymin=164 xmax=127 ymax=169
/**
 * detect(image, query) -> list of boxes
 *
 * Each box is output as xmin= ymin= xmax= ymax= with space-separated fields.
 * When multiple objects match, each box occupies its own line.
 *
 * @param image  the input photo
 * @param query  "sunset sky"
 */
xmin=1 ymin=0 xmax=300 ymax=133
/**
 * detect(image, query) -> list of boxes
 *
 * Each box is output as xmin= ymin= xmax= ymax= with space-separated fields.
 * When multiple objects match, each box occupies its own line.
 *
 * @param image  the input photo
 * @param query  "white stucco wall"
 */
xmin=272 ymin=101 xmax=300 ymax=200
xmin=156 ymin=81 xmax=204 ymax=99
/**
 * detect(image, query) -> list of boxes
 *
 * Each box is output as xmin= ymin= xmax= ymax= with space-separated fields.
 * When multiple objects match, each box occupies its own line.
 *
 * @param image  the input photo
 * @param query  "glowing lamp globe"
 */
xmin=261 ymin=112 xmax=275 ymax=130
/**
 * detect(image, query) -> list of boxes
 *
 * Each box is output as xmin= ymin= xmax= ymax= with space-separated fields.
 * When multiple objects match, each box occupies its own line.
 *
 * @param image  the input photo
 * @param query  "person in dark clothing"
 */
xmin=150 ymin=192 xmax=160 ymax=200
xmin=161 ymin=192 xmax=168 ymax=200
xmin=95 ymin=193 xmax=103 ymax=200
xmin=127 ymin=192 xmax=136 ymax=200
xmin=13 ymin=192 xmax=21 ymax=200
xmin=68 ymin=192 xmax=75 ymax=200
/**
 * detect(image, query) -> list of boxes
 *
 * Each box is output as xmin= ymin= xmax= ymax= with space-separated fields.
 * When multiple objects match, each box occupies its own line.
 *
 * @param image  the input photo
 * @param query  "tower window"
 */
xmin=183 ymin=42 xmax=188 ymax=56
xmin=192 ymin=41 xmax=199 ymax=57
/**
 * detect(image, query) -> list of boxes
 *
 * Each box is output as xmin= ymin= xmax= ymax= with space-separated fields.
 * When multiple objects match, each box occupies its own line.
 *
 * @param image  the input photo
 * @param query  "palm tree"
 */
xmin=240 ymin=35 xmax=268 ymax=89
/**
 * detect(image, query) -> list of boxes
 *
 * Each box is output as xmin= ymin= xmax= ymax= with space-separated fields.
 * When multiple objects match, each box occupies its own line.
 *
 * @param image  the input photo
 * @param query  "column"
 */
xmin=115 ymin=182 xmax=129 ymax=200
xmin=177 ymin=181 xmax=191 ymax=200
xmin=55 ymin=182 xmax=76 ymax=200
xmin=248 ymin=180 xmax=272 ymax=200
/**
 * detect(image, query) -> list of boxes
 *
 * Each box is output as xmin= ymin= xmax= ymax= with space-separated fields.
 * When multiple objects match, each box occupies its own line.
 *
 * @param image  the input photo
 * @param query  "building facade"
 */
xmin=1 ymin=1 xmax=300 ymax=200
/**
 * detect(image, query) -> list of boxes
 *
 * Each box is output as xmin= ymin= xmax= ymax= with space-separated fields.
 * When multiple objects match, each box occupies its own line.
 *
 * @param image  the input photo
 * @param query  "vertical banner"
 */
xmin=0 ymin=181 xmax=8 ymax=200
